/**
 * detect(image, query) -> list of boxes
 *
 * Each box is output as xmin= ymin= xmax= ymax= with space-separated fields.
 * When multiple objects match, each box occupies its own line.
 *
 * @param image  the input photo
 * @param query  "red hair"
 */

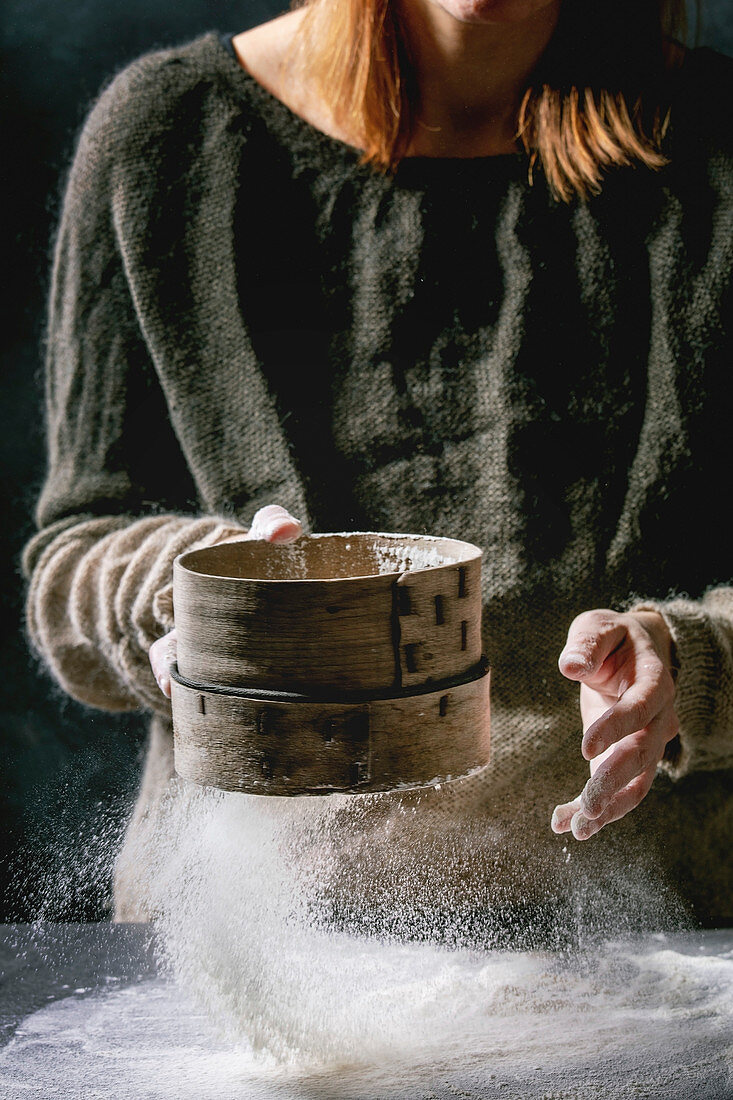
xmin=291 ymin=0 xmax=688 ymax=202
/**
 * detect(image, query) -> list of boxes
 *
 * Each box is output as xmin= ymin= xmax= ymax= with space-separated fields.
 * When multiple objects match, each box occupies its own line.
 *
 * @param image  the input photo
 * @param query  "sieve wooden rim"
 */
xmin=175 ymin=531 xmax=483 ymax=585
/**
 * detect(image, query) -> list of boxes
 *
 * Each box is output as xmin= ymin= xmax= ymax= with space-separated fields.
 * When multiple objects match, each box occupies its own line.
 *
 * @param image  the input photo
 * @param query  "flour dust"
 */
xmin=136 ymin=782 xmax=709 ymax=1074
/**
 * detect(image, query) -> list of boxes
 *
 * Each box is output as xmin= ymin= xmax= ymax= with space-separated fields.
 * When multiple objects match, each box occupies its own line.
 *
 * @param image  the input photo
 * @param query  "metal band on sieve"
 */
xmin=170 ymin=656 xmax=489 ymax=706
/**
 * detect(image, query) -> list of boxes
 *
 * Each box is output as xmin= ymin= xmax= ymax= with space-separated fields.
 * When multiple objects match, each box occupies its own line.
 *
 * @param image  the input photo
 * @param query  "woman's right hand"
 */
xmin=149 ymin=504 xmax=302 ymax=698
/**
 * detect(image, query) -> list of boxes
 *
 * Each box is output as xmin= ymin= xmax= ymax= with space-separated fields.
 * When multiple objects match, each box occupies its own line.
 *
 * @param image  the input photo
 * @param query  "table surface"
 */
xmin=0 ymin=923 xmax=731 ymax=1100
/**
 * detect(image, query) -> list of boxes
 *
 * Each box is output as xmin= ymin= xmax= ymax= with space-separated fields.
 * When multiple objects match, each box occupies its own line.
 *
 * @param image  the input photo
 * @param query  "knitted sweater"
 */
xmin=23 ymin=32 xmax=733 ymax=925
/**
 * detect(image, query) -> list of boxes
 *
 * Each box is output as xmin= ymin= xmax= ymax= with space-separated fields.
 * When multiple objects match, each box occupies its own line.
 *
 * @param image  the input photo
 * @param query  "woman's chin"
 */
xmin=422 ymin=0 xmax=559 ymax=27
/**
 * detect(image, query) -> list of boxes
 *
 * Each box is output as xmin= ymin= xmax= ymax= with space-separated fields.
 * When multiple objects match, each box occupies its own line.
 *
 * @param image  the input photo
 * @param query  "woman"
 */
xmin=24 ymin=0 xmax=733 ymax=928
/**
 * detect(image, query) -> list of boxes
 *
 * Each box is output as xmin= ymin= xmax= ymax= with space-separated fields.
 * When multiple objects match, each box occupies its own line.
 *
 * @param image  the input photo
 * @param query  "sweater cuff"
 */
xmin=150 ymin=522 xmax=246 ymax=633
xmin=25 ymin=512 xmax=248 ymax=720
xmin=629 ymin=596 xmax=733 ymax=779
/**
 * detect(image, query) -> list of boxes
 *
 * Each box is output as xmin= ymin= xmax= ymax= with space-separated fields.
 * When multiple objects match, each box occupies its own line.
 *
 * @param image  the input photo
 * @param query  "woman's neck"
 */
xmin=398 ymin=1 xmax=561 ymax=157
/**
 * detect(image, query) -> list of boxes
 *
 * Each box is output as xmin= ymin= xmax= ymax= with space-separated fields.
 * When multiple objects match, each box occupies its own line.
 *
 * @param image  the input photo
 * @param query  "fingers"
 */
xmin=558 ymin=610 xmax=627 ymax=682
xmin=554 ymin=607 xmax=679 ymax=841
xmin=581 ymin=664 xmax=677 ymax=761
xmin=552 ymin=709 xmax=676 ymax=839
xmin=581 ymin=714 xmax=673 ymax=816
xmin=551 ymin=712 xmax=677 ymax=841
xmin=554 ymin=690 xmax=677 ymax=840
xmin=558 ymin=608 xmax=676 ymax=761
xmin=551 ymin=796 xmax=581 ymax=834
xmin=247 ymin=504 xmax=302 ymax=544
xmin=551 ymin=762 xmax=658 ymax=840
xmin=149 ymin=629 xmax=177 ymax=698
xmin=569 ymin=764 xmax=657 ymax=839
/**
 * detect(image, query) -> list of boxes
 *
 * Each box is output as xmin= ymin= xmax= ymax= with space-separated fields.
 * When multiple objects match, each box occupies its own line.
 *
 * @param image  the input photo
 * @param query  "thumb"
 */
xmin=247 ymin=504 xmax=303 ymax=544
xmin=558 ymin=612 xmax=627 ymax=682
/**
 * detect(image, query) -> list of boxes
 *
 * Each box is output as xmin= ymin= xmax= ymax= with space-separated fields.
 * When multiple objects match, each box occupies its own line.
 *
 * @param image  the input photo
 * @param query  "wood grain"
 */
xmin=174 ymin=533 xmax=483 ymax=692
xmin=171 ymin=667 xmax=490 ymax=796
xmin=171 ymin=532 xmax=490 ymax=794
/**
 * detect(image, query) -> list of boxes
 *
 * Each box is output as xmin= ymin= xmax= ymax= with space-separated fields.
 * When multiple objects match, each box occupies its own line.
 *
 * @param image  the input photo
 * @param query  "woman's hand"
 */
xmin=149 ymin=505 xmax=302 ymax=698
xmin=551 ymin=609 xmax=678 ymax=840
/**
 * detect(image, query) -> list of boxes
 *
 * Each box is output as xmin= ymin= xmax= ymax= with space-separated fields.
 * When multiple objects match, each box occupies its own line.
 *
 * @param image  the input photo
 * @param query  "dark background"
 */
xmin=2 ymin=2 xmax=733 ymax=920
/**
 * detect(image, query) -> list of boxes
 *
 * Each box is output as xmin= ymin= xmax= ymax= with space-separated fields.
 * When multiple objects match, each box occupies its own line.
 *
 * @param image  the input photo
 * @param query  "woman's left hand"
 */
xmin=551 ymin=609 xmax=678 ymax=840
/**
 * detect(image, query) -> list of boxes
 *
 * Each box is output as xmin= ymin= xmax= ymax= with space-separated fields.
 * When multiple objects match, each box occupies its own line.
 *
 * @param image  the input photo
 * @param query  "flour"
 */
xmin=7 ymin=780 xmax=732 ymax=1099
xmin=310 ymin=532 xmax=454 ymax=575
xmin=366 ymin=536 xmax=453 ymax=575
xmin=247 ymin=532 xmax=455 ymax=581
xmin=3 ymin=908 xmax=731 ymax=1100
xmin=131 ymin=783 xmax=725 ymax=1074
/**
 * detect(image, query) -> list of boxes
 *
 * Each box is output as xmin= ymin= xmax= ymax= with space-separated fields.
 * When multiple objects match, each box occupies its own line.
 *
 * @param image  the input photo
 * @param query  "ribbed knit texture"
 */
xmin=23 ymin=32 xmax=733 ymax=922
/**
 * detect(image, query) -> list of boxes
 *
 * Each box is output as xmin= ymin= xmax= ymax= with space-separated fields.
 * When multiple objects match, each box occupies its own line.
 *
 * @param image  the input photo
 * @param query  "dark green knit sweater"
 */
xmin=24 ymin=32 xmax=733 ymax=923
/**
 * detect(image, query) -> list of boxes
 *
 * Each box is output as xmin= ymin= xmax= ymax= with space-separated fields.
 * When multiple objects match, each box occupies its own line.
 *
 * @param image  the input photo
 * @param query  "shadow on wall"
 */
xmin=1 ymin=0 xmax=732 ymax=921
xmin=693 ymin=1 xmax=733 ymax=50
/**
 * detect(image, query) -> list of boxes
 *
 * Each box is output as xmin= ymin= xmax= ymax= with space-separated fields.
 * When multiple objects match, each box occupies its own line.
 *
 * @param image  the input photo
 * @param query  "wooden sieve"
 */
xmin=170 ymin=532 xmax=490 ymax=795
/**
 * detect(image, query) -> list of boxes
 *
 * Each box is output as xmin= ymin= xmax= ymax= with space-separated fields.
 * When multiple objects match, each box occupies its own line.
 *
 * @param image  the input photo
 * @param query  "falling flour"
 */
xmin=122 ymin=785 xmax=733 ymax=1081
xmin=5 ymin=783 xmax=732 ymax=1100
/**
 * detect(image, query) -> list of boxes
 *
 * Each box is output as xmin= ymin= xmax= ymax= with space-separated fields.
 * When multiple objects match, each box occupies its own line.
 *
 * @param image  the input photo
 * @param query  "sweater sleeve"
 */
xmin=23 ymin=515 xmax=244 ymax=715
xmin=23 ymin=60 xmax=245 ymax=717
xmin=630 ymin=588 xmax=733 ymax=779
